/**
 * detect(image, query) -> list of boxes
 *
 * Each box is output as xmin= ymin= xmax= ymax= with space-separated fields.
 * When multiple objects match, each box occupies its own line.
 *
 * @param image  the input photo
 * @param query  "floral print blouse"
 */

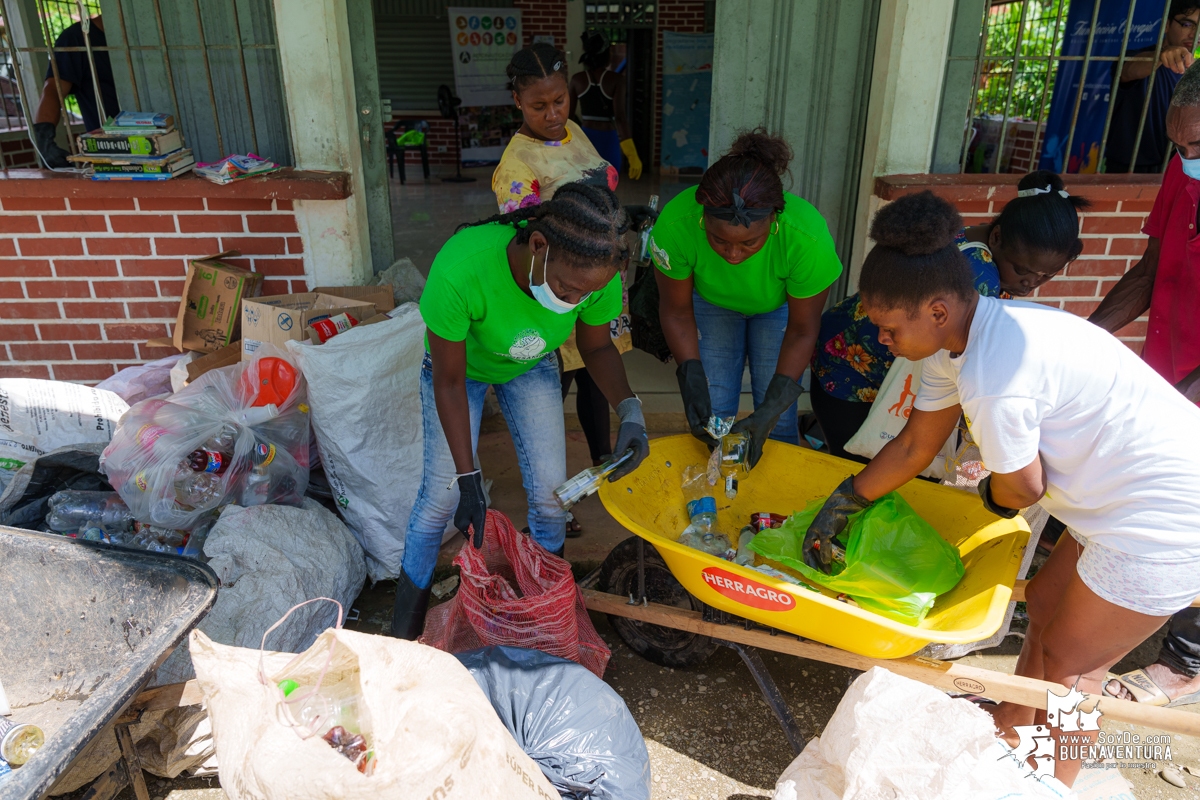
xmin=491 ymin=120 xmax=618 ymax=212
xmin=811 ymin=230 xmax=1005 ymax=403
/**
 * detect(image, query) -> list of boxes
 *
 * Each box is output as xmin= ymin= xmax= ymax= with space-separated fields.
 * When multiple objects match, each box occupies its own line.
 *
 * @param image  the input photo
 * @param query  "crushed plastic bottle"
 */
xmin=734 ymin=526 xmax=756 ymax=566
xmin=175 ymin=469 xmax=223 ymax=509
xmin=46 ymin=491 xmax=134 ymax=533
xmin=703 ymin=416 xmax=749 ymax=499
xmin=0 ymin=718 xmax=43 ymax=767
xmin=677 ymin=466 xmax=732 ymax=555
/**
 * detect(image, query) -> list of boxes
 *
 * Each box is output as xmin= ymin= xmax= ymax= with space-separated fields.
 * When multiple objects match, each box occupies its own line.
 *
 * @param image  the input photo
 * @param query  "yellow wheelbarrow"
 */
xmin=581 ymin=434 xmax=1200 ymax=751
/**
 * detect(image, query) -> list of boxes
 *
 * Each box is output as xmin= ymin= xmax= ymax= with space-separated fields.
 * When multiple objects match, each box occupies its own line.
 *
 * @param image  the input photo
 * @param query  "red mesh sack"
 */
xmin=421 ymin=510 xmax=611 ymax=677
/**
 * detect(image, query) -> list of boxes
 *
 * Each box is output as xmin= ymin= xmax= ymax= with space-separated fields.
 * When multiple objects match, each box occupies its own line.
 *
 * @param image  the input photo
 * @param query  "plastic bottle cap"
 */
xmin=278 ymin=679 xmax=299 ymax=697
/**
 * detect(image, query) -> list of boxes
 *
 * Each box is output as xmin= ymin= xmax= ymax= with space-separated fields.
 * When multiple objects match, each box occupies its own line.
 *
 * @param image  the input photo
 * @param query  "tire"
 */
xmin=597 ymin=535 xmax=718 ymax=668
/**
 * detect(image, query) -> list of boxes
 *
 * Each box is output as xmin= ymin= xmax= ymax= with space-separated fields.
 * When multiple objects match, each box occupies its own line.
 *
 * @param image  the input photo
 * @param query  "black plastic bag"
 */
xmin=628 ymin=263 xmax=673 ymax=363
xmin=454 ymin=646 xmax=651 ymax=800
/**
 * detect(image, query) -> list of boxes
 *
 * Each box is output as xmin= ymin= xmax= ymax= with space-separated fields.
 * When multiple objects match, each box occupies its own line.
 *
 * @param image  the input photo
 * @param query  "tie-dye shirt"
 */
xmin=811 ymin=230 xmax=1005 ymax=403
xmin=491 ymin=120 xmax=618 ymax=212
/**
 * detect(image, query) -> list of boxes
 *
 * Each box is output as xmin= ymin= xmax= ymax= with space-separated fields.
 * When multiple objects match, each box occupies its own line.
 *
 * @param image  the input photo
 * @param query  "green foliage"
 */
xmin=975 ymin=0 xmax=1067 ymax=120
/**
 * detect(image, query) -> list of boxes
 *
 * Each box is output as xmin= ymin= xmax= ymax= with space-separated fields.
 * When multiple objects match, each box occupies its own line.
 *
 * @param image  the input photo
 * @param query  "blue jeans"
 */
xmin=693 ymin=292 xmax=799 ymax=444
xmin=401 ymin=353 xmax=567 ymax=588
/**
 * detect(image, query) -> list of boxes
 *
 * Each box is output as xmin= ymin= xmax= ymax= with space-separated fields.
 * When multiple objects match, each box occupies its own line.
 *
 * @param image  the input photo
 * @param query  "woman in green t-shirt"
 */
xmin=651 ymin=130 xmax=842 ymax=467
xmin=390 ymin=183 xmax=650 ymax=640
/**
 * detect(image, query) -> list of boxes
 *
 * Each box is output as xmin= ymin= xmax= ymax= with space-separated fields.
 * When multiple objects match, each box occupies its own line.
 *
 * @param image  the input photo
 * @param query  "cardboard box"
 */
xmin=313 ymin=284 xmax=396 ymax=313
xmin=241 ymin=292 xmax=377 ymax=359
xmin=185 ymin=340 xmax=242 ymax=383
xmin=148 ymin=252 xmax=262 ymax=353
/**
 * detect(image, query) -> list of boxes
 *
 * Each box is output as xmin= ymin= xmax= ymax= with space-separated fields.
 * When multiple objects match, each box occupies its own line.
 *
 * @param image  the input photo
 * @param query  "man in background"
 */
xmin=32 ymin=14 xmax=118 ymax=169
xmin=1104 ymin=0 xmax=1200 ymax=174
xmin=1093 ymin=60 xmax=1200 ymax=707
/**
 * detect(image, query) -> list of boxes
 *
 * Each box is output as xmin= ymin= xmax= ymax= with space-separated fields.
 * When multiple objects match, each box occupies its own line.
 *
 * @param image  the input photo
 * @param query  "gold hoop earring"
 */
xmin=772 ymin=220 xmax=780 ymax=235
xmin=698 ymin=216 xmax=706 ymax=231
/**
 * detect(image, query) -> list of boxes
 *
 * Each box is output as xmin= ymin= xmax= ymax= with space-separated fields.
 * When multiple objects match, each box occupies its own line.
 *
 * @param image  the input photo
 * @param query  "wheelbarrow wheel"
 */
xmin=597 ymin=536 xmax=718 ymax=668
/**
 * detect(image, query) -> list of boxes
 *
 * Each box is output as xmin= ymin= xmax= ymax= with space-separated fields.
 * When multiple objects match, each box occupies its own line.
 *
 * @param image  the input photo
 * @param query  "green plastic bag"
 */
xmin=746 ymin=492 xmax=964 ymax=625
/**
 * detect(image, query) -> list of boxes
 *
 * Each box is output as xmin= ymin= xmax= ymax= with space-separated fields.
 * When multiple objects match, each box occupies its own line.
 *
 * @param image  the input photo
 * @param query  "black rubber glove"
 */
xmin=623 ymin=204 xmax=659 ymax=233
xmin=730 ymin=373 xmax=803 ymax=470
xmin=978 ymin=474 xmax=1019 ymax=519
xmin=453 ymin=470 xmax=488 ymax=548
xmin=609 ymin=397 xmax=650 ymax=481
xmin=33 ymin=122 xmax=70 ymax=169
xmin=676 ymin=359 xmax=717 ymax=449
xmin=803 ymin=476 xmax=871 ymax=573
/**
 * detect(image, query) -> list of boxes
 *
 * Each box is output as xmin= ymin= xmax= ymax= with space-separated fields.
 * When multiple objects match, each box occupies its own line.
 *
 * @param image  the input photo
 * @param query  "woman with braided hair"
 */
xmin=652 ymin=129 xmax=842 ymax=469
xmin=390 ymin=183 xmax=649 ymax=640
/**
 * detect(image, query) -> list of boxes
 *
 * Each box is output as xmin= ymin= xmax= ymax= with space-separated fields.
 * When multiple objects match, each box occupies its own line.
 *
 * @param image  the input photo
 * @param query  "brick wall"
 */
xmin=0 ymin=170 xmax=349 ymax=383
xmin=654 ymin=0 xmax=709 ymax=169
xmin=0 ymin=133 xmax=37 ymax=169
xmin=876 ymin=174 xmax=1159 ymax=353
xmin=514 ymin=0 xmax=567 ymax=48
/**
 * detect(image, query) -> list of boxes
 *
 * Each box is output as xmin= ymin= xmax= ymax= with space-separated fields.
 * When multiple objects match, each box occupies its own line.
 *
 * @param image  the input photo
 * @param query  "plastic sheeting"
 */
xmin=455 ymin=646 xmax=651 ymax=800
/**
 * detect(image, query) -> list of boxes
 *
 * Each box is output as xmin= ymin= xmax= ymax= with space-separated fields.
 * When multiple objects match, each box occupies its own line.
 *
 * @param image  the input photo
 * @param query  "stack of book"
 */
xmin=70 ymin=112 xmax=195 ymax=181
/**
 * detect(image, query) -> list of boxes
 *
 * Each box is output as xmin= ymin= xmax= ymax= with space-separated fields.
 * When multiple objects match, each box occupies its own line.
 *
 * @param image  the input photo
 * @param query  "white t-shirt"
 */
xmin=915 ymin=296 xmax=1200 ymax=556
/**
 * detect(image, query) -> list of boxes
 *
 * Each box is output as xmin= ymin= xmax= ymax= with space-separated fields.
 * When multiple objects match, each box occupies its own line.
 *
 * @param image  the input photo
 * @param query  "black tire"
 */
xmin=597 ymin=536 xmax=718 ymax=668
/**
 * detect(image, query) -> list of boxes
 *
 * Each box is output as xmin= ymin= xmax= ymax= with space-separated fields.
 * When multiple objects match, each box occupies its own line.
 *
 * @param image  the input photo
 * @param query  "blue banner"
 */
xmin=1039 ymin=0 xmax=1167 ymax=173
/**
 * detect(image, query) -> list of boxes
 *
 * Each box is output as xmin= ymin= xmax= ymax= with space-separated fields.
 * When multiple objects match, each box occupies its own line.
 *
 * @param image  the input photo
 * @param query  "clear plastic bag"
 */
xmin=747 ymin=492 xmax=965 ymax=625
xmin=100 ymin=346 xmax=310 ymax=530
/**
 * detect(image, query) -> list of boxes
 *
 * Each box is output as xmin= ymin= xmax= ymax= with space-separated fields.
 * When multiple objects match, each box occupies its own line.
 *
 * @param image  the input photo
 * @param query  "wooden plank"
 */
xmin=1011 ymin=580 xmax=1200 ymax=608
xmin=115 ymin=724 xmax=151 ymax=800
xmin=128 ymin=679 xmax=204 ymax=714
xmin=583 ymin=588 xmax=1200 ymax=738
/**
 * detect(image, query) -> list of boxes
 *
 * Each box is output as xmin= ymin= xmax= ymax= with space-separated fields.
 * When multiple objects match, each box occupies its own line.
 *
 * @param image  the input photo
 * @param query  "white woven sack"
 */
xmin=190 ymin=626 xmax=558 ymax=800
xmin=842 ymin=357 xmax=957 ymax=479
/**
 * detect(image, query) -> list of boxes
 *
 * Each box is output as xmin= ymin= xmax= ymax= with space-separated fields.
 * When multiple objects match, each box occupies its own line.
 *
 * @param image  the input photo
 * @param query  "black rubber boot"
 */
xmin=389 ymin=569 xmax=431 ymax=640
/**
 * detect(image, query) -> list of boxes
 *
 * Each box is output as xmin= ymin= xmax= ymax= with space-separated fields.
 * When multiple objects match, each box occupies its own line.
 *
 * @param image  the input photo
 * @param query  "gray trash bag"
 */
xmin=454 ymin=646 xmax=651 ymax=800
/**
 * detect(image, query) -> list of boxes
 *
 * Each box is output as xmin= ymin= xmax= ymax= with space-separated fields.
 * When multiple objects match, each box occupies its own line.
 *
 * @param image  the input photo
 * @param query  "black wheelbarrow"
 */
xmin=0 ymin=527 xmax=218 ymax=800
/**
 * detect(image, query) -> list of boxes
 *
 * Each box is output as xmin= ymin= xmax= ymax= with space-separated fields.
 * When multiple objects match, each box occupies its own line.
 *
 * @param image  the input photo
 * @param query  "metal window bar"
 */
xmin=952 ymin=0 xmax=1182 ymax=175
xmin=0 ymin=0 xmax=289 ymax=164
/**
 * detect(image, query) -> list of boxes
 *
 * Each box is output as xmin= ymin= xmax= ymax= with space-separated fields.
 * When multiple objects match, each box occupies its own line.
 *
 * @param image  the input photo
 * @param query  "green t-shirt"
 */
xmin=649 ymin=187 xmax=843 ymax=315
xmin=420 ymin=223 xmax=623 ymax=384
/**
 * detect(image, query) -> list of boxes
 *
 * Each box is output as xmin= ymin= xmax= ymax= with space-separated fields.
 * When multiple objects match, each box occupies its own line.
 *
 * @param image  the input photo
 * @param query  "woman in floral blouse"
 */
xmin=811 ymin=171 xmax=1090 ymax=460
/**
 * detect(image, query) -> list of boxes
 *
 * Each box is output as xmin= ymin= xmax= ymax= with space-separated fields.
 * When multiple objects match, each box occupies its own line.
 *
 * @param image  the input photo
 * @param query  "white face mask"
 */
xmin=528 ymin=244 xmax=589 ymax=313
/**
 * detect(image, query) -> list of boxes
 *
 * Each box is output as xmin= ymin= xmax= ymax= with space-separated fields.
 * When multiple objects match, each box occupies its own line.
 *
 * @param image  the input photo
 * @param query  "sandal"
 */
xmin=1104 ymin=668 xmax=1200 ymax=708
xmin=565 ymin=511 xmax=583 ymax=539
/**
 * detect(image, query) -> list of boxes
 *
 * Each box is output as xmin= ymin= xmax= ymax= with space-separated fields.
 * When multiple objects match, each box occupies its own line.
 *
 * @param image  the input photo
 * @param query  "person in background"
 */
xmin=570 ymin=30 xmax=643 ymax=180
xmin=810 ymin=170 xmax=1089 ymax=460
xmin=390 ymin=184 xmax=648 ymax=640
xmin=1104 ymin=0 xmax=1200 ymax=173
xmin=492 ymin=43 xmax=629 ymax=537
xmin=33 ymin=15 xmax=119 ymax=169
xmin=653 ymin=129 xmax=841 ymax=468
xmin=804 ymin=191 xmax=1200 ymax=788
xmin=1093 ymin=61 xmax=1200 ymax=707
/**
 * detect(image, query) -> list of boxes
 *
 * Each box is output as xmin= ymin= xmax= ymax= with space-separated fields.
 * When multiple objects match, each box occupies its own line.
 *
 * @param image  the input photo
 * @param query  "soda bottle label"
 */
xmin=686 ymin=496 xmax=716 ymax=518
xmin=136 ymin=424 xmax=167 ymax=449
xmin=254 ymin=443 xmax=276 ymax=466
xmin=202 ymin=450 xmax=225 ymax=473
xmin=134 ymin=472 xmax=149 ymax=491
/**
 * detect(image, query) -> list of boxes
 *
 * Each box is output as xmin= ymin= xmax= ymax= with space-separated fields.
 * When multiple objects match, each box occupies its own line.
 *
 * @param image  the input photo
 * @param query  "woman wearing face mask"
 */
xmin=493 ymin=43 xmax=629 ymax=537
xmin=652 ymin=129 xmax=842 ymax=468
xmin=803 ymin=190 xmax=1200 ymax=789
xmin=810 ymin=170 xmax=1091 ymax=461
xmin=390 ymin=184 xmax=649 ymax=640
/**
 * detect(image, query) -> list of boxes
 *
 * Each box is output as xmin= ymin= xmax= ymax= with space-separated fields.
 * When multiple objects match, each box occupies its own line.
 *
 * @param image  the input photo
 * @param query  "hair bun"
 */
xmin=1017 ymin=169 xmax=1065 ymax=194
xmin=870 ymin=191 xmax=962 ymax=256
xmin=726 ymin=128 xmax=793 ymax=177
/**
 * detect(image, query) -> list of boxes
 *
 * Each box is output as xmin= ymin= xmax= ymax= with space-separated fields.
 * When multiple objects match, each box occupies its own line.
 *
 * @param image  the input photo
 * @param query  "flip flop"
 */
xmin=565 ymin=511 xmax=583 ymax=539
xmin=1104 ymin=668 xmax=1200 ymax=708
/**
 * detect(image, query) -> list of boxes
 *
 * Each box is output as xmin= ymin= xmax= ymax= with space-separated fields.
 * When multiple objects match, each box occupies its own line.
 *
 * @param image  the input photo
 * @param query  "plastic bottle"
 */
xmin=553 ymin=450 xmax=634 ymax=510
xmin=241 ymin=465 xmax=270 ymax=506
xmin=277 ymin=680 xmax=368 ymax=737
xmin=184 ymin=448 xmax=232 ymax=475
xmin=734 ymin=526 xmax=756 ymax=566
xmin=677 ymin=467 xmax=732 ymax=556
xmin=175 ymin=470 xmax=223 ymax=508
xmin=46 ymin=491 xmax=134 ymax=532
xmin=0 ymin=718 xmax=43 ymax=767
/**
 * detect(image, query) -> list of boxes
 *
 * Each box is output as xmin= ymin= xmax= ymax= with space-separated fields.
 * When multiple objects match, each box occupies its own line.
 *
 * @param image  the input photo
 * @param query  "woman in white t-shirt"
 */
xmin=804 ymin=192 xmax=1200 ymax=788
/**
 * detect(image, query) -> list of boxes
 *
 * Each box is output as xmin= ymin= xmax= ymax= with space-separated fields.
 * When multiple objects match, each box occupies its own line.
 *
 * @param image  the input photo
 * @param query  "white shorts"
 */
xmin=1070 ymin=531 xmax=1200 ymax=617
